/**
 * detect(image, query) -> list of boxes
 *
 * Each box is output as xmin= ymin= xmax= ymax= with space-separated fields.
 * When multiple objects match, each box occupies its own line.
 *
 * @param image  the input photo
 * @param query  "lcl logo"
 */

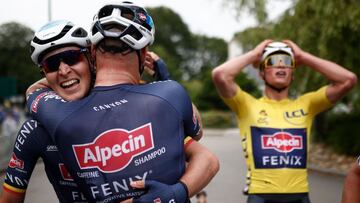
xmin=284 ymin=109 xmax=308 ymax=118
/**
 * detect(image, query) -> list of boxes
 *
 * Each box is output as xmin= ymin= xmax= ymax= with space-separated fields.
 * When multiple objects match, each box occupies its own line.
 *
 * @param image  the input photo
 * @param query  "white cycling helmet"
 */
xmin=261 ymin=42 xmax=294 ymax=62
xmin=30 ymin=20 xmax=91 ymax=65
xmin=90 ymin=1 xmax=155 ymax=50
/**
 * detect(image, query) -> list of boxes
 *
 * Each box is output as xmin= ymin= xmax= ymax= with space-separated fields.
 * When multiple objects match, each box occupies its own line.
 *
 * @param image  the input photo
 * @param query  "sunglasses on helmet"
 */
xmin=40 ymin=49 xmax=88 ymax=73
xmin=264 ymin=54 xmax=295 ymax=69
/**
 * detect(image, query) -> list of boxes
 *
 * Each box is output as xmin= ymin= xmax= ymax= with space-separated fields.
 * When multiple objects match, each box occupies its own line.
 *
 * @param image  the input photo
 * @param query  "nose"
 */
xmin=277 ymin=60 xmax=286 ymax=66
xmin=58 ymin=61 xmax=71 ymax=75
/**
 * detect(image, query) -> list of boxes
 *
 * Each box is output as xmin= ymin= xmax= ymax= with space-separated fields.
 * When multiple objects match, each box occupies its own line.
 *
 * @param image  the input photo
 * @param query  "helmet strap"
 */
xmin=136 ymin=50 xmax=144 ymax=76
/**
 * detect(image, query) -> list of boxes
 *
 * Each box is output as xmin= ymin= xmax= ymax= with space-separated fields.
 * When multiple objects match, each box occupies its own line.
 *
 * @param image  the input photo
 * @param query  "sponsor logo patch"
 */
xmin=9 ymin=153 xmax=24 ymax=169
xmin=59 ymin=163 xmax=74 ymax=181
xmin=31 ymin=92 xmax=50 ymax=113
xmin=251 ymin=127 xmax=307 ymax=169
xmin=261 ymin=132 xmax=303 ymax=153
xmin=73 ymin=123 xmax=154 ymax=173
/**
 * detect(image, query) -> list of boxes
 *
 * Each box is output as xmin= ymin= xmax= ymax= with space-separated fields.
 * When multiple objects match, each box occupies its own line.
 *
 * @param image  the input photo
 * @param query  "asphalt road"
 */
xmin=0 ymin=129 xmax=346 ymax=203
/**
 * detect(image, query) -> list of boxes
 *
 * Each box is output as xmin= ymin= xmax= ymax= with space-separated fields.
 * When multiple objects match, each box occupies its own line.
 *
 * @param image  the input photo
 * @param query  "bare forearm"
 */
xmin=301 ymin=52 xmax=357 ymax=86
xmin=212 ymin=39 xmax=272 ymax=98
xmin=26 ymin=78 xmax=50 ymax=96
xmin=213 ymin=51 xmax=256 ymax=81
xmin=0 ymin=190 xmax=25 ymax=203
xmin=181 ymin=142 xmax=219 ymax=197
xmin=342 ymin=163 xmax=360 ymax=203
xmin=212 ymin=51 xmax=256 ymax=97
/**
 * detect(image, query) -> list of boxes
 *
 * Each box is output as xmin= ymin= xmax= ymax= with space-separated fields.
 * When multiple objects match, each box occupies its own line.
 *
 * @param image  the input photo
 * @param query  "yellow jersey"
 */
xmin=222 ymin=86 xmax=332 ymax=194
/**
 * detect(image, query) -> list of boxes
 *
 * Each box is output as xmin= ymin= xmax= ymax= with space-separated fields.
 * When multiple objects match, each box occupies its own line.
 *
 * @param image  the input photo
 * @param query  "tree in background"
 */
xmin=147 ymin=7 xmax=260 ymax=111
xmin=148 ymin=6 xmax=195 ymax=81
xmin=0 ymin=22 xmax=40 ymax=98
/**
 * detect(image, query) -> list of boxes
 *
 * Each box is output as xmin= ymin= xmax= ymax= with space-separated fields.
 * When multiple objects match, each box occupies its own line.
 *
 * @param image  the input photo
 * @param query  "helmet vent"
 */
xmin=72 ymin=28 xmax=88 ymax=38
xmin=33 ymin=25 xmax=73 ymax=45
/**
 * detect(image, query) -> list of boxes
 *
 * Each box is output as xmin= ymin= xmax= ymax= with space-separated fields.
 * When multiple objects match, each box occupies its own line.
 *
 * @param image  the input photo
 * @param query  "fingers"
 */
xmin=130 ymin=180 xmax=146 ymax=189
xmin=144 ymin=54 xmax=154 ymax=70
xmin=144 ymin=66 xmax=155 ymax=76
xmin=148 ymin=51 xmax=160 ymax=61
xmin=282 ymin=39 xmax=303 ymax=65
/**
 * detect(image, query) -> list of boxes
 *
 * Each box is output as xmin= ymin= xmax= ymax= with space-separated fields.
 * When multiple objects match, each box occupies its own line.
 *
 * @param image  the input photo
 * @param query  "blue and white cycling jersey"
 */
xmin=27 ymin=80 xmax=200 ymax=202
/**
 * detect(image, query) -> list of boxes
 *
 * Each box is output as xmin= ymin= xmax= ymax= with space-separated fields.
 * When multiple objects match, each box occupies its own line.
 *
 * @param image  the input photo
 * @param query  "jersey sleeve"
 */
xmin=221 ymin=86 xmax=255 ymax=119
xmin=302 ymin=86 xmax=333 ymax=116
xmin=154 ymin=59 xmax=171 ymax=81
xmin=175 ymin=83 xmax=201 ymax=138
xmin=26 ymin=88 xmax=79 ymax=137
xmin=3 ymin=119 xmax=45 ymax=195
xmin=153 ymin=81 xmax=201 ymax=138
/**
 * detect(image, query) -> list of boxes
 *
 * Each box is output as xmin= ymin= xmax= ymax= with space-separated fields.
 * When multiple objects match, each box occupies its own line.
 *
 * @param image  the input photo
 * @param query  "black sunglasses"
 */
xmin=40 ymin=49 xmax=88 ymax=73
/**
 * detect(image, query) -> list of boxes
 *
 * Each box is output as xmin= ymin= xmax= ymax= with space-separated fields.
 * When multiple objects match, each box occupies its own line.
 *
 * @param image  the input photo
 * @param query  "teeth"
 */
xmin=61 ymin=79 xmax=79 ymax=88
xmin=276 ymin=71 xmax=286 ymax=76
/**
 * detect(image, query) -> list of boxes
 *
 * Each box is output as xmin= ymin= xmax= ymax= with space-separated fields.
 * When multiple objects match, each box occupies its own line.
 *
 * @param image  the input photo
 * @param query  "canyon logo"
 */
xmin=73 ymin=123 xmax=154 ymax=173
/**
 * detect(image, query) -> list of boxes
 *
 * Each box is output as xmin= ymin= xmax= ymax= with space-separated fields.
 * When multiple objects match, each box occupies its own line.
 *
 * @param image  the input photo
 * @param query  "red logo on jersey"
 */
xmin=73 ymin=123 xmax=154 ymax=173
xmin=59 ymin=163 xmax=74 ymax=181
xmin=9 ymin=153 xmax=24 ymax=169
xmin=31 ymin=92 xmax=51 ymax=113
xmin=154 ymin=198 xmax=161 ymax=203
xmin=261 ymin=132 xmax=303 ymax=153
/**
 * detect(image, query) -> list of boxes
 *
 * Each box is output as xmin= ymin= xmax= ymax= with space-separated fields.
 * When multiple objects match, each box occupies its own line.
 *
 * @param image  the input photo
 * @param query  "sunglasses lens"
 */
xmin=265 ymin=55 xmax=294 ymax=68
xmin=41 ymin=50 xmax=84 ymax=73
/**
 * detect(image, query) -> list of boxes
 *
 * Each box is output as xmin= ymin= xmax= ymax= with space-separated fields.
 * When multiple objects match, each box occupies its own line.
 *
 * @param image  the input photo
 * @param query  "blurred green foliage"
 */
xmin=325 ymin=112 xmax=360 ymax=155
xmin=0 ymin=22 xmax=40 ymax=97
xmin=147 ymin=7 xmax=260 ymax=110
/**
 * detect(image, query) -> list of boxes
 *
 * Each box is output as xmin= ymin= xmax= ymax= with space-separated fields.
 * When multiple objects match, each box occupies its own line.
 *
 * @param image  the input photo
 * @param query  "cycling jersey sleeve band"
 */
xmin=3 ymin=183 xmax=26 ymax=195
xmin=184 ymin=136 xmax=194 ymax=149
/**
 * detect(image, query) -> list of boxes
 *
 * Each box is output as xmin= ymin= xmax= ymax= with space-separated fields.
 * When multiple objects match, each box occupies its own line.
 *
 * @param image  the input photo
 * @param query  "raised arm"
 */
xmin=26 ymin=78 xmax=50 ymax=97
xmin=284 ymin=40 xmax=357 ymax=103
xmin=342 ymin=160 xmax=360 ymax=203
xmin=212 ymin=39 xmax=272 ymax=98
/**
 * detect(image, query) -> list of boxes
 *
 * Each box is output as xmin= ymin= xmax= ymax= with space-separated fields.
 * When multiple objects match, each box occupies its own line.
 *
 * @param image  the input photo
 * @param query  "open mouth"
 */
xmin=60 ymin=79 xmax=80 ymax=89
xmin=275 ymin=71 xmax=287 ymax=78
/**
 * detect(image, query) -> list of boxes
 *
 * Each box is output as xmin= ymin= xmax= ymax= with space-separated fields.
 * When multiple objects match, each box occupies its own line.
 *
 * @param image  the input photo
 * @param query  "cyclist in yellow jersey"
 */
xmin=212 ymin=39 xmax=357 ymax=203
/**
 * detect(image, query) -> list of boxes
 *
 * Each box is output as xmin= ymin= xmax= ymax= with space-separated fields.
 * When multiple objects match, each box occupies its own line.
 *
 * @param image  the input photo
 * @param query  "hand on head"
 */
xmin=144 ymin=51 xmax=160 ymax=76
xmin=252 ymin=39 xmax=273 ymax=68
xmin=282 ymin=39 xmax=304 ymax=65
